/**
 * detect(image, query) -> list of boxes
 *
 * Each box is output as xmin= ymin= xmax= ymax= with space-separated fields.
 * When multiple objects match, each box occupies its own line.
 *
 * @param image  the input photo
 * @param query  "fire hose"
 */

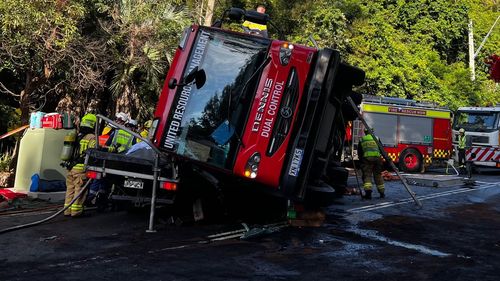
xmin=0 ymin=179 xmax=92 ymax=235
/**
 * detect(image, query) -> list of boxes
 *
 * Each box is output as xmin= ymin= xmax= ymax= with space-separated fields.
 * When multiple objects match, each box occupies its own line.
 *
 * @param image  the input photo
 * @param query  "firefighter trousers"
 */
xmin=64 ymin=168 xmax=88 ymax=217
xmin=361 ymin=157 xmax=385 ymax=194
xmin=458 ymin=148 xmax=466 ymax=167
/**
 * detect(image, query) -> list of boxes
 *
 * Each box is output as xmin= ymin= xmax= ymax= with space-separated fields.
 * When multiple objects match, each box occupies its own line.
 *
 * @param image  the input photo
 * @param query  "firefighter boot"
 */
xmin=377 ymin=185 xmax=385 ymax=199
xmin=362 ymin=190 xmax=372 ymax=200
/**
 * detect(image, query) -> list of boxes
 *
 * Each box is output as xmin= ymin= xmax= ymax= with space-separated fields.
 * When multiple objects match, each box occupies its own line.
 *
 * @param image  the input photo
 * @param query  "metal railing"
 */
xmin=92 ymin=114 xmax=165 ymax=232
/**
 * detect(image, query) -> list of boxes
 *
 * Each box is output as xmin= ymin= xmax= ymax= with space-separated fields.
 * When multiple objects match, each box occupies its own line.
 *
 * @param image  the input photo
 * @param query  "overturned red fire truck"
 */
xmin=86 ymin=8 xmax=365 ymax=218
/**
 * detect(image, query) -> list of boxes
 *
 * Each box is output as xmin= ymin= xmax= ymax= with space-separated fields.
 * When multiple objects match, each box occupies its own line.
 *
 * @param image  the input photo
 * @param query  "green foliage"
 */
xmin=0 ymin=0 xmax=85 ymax=69
xmin=1 ymin=0 xmax=498 ymax=122
xmin=0 ymin=152 xmax=13 ymax=172
xmin=103 ymin=0 xmax=190 ymax=119
xmin=0 ymin=104 xmax=19 ymax=133
xmin=289 ymin=0 xmax=348 ymax=51
xmin=343 ymin=0 xmax=498 ymax=109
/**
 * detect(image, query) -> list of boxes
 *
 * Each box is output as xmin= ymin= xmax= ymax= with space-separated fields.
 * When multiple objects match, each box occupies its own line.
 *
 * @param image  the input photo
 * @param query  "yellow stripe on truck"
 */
xmin=362 ymin=104 xmax=450 ymax=119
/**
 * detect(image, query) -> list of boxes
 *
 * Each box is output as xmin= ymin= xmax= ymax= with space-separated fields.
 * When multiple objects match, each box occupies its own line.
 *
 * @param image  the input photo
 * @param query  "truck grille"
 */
xmin=471 ymin=136 xmax=489 ymax=144
xmin=267 ymin=68 xmax=299 ymax=155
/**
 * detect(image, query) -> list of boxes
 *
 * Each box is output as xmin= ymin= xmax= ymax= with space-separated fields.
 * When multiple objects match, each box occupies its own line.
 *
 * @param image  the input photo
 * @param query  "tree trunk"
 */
xmin=115 ymin=83 xmax=136 ymax=117
xmin=204 ymin=0 xmax=216 ymax=26
xmin=8 ymin=71 xmax=39 ymax=172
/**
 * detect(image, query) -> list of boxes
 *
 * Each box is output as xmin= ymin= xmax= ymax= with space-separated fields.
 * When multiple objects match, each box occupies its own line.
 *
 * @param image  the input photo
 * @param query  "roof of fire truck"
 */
xmin=362 ymin=95 xmax=450 ymax=111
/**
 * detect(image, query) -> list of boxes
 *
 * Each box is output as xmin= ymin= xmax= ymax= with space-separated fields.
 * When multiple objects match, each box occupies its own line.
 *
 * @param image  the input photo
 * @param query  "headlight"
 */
xmin=244 ymin=152 xmax=261 ymax=179
xmin=279 ymin=42 xmax=293 ymax=66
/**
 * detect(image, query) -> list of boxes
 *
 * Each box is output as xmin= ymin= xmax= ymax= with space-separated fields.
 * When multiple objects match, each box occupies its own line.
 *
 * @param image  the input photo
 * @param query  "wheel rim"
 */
xmin=404 ymin=153 xmax=419 ymax=170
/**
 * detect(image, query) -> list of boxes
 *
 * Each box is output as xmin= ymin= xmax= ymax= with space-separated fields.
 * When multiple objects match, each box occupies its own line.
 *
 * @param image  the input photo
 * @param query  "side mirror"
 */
xmin=211 ymin=20 xmax=223 ymax=28
xmin=168 ymin=78 xmax=179 ymax=89
xmin=168 ymin=67 xmax=206 ymax=89
xmin=183 ymin=66 xmax=199 ymax=84
xmin=227 ymin=8 xmax=245 ymax=21
xmin=193 ymin=68 xmax=206 ymax=89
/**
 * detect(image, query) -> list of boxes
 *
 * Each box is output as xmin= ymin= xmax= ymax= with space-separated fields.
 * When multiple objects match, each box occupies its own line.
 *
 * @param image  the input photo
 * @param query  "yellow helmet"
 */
xmin=459 ymin=128 xmax=465 ymax=133
xmin=144 ymin=120 xmax=152 ymax=129
xmin=81 ymin=113 xmax=97 ymax=129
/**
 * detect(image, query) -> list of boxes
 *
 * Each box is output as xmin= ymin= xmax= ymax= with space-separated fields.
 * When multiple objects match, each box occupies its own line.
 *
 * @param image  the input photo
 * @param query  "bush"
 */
xmin=0 ymin=152 xmax=13 ymax=172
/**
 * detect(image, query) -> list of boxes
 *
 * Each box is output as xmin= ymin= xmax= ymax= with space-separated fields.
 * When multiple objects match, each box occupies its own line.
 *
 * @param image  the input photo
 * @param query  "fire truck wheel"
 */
xmin=399 ymin=148 xmax=422 ymax=173
xmin=304 ymin=182 xmax=337 ymax=207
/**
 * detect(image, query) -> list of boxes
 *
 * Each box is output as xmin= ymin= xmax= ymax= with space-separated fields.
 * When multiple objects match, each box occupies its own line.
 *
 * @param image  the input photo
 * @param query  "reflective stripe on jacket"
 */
xmin=242 ymin=20 xmax=267 ymax=31
xmin=458 ymin=135 xmax=466 ymax=149
xmin=360 ymin=134 xmax=381 ymax=158
xmin=73 ymin=134 xmax=96 ymax=171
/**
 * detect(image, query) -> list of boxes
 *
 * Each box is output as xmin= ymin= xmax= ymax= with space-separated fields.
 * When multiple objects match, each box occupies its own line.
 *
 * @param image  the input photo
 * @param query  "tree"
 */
xmin=345 ymin=0 xmax=498 ymax=109
xmin=289 ymin=0 xmax=348 ymax=51
xmin=0 ymin=0 xmax=87 ymax=171
xmin=100 ymin=0 xmax=190 ymax=121
xmin=0 ymin=0 xmax=86 ymax=124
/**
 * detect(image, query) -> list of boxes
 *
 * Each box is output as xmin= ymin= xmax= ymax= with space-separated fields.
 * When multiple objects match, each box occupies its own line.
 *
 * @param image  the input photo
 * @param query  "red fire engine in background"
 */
xmin=348 ymin=96 xmax=453 ymax=172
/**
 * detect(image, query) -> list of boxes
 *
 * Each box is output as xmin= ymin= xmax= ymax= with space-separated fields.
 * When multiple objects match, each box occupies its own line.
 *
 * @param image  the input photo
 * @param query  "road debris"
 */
xmin=40 ymin=235 xmax=58 ymax=242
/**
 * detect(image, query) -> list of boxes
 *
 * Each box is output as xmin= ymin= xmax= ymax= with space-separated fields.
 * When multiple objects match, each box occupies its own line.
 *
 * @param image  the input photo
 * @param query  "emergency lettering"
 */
xmin=164 ymin=30 xmax=209 ymax=149
xmin=251 ymin=79 xmax=285 ymax=139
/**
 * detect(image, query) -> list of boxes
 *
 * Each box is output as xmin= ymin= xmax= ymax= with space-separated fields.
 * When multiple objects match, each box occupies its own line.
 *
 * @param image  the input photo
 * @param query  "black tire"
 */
xmin=324 ymin=166 xmax=349 ymax=198
xmin=304 ymin=182 xmax=337 ymax=207
xmin=326 ymin=166 xmax=349 ymax=186
xmin=399 ymin=148 xmax=422 ymax=173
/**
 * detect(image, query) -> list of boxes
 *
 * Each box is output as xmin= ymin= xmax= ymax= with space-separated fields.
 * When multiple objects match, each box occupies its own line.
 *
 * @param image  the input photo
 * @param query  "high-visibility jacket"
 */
xmin=102 ymin=125 xmax=113 ymax=135
xmin=111 ymin=129 xmax=135 ymax=153
xmin=73 ymin=134 xmax=96 ymax=171
xmin=458 ymin=135 xmax=466 ymax=149
xmin=360 ymin=134 xmax=381 ymax=158
xmin=137 ymin=129 xmax=148 ymax=142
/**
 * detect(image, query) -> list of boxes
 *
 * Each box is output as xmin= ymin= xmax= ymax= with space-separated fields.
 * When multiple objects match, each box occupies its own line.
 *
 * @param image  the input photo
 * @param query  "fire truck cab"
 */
xmin=351 ymin=96 xmax=452 ymax=172
xmin=452 ymin=107 xmax=500 ymax=169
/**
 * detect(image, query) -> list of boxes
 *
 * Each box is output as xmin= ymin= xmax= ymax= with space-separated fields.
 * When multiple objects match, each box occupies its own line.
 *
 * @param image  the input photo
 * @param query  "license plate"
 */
xmin=288 ymin=148 xmax=304 ymax=177
xmin=124 ymin=179 xmax=144 ymax=189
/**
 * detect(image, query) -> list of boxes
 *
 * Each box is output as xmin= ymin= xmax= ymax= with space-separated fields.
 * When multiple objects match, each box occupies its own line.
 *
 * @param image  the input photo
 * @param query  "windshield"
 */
xmin=453 ymin=111 xmax=500 ymax=132
xmin=162 ymin=28 xmax=269 ymax=169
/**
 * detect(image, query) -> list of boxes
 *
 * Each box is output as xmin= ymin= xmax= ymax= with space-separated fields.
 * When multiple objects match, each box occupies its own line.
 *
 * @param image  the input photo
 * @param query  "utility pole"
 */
xmin=468 ymin=19 xmax=476 ymax=81
xmin=468 ymin=15 xmax=500 ymax=82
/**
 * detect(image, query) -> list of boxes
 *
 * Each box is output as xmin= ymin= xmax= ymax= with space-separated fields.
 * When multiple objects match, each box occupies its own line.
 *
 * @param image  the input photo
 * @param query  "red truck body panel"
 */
xmin=233 ymin=41 xmax=315 ymax=188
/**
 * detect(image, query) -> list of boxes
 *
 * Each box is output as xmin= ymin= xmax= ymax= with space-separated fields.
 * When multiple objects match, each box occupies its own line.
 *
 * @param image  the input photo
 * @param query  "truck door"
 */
xmin=433 ymin=118 xmax=452 ymax=159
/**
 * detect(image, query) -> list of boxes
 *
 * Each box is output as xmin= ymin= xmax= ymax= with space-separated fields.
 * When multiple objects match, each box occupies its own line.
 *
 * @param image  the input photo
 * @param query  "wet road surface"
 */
xmin=0 ymin=172 xmax=499 ymax=280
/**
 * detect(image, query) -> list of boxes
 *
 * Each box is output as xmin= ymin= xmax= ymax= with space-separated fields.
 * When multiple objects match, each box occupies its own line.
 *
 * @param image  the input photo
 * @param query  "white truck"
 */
xmin=452 ymin=106 xmax=500 ymax=169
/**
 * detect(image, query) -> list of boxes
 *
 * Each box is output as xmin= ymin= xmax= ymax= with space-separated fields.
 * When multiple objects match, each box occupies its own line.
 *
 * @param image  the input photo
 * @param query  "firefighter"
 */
xmin=126 ymin=119 xmax=138 ymax=132
xmin=358 ymin=128 xmax=385 ymax=199
xmin=99 ymin=112 xmax=129 ymax=146
xmin=242 ymin=4 xmax=269 ymax=38
xmin=107 ymin=119 xmax=137 ymax=153
xmin=64 ymin=113 xmax=97 ymax=217
xmin=138 ymin=120 xmax=152 ymax=142
xmin=457 ymin=128 xmax=466 ymax=169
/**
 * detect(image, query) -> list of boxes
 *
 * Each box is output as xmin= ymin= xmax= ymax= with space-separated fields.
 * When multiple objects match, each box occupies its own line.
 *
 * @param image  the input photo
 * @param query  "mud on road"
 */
xmin=0 ymin=173 xmax=499 ymax=281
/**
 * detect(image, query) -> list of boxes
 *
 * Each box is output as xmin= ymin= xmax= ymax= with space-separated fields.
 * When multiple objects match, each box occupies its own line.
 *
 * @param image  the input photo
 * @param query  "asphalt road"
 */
xmin=0 ymin=171 xmax=499 ymax=281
